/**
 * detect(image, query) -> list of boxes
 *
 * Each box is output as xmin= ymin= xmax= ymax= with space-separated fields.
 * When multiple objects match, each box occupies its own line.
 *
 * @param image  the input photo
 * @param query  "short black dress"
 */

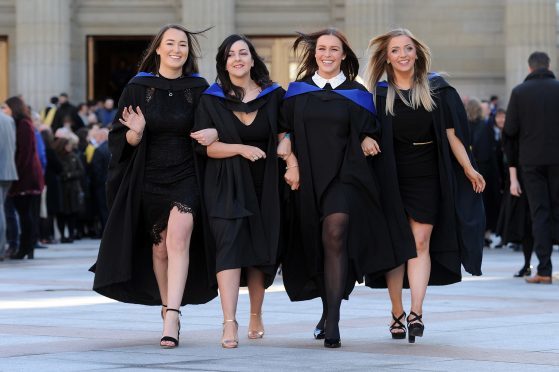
xmin=213 ymin=110 xmax=270 ymax=272
xmin=142 ymin=84 xmax=200 ymax=244
xmin=392 ymin=95 xmax=440 ymax=225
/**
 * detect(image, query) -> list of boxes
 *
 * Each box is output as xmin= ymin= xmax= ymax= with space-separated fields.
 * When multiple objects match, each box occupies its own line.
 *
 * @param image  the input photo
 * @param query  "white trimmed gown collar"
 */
xmin=312 ymin=71 xmax=346 ymax=89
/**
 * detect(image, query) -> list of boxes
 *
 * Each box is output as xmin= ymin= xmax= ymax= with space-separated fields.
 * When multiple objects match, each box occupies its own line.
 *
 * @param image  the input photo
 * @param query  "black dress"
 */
xmin=142 ymin=82 xmax=200 ymax=244
xmin=281 ymin=78 xmax=400 ymax=301
xmin=392 ymin=94 xmax=440 ymax=225
xmin=193 ymin=83 xmax=284 ymax=289
xmin=366 ymin=75 xmax=485 ymax=289
xmin=91 ymin=74 xmax=217 ymax=306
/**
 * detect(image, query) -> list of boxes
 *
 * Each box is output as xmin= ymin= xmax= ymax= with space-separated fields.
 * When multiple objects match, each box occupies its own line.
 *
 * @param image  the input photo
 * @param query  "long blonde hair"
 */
xmin=366 ymin=28 xmax=436 ymax=116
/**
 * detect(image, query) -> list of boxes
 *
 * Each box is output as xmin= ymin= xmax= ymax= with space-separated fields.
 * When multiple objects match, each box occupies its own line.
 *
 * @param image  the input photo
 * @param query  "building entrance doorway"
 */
xmin=0 ymin=36 xmax=8 ymax=103
xmin=251 ymin=37 xmax=297 ymax=88
xmin=87 ymin=36 xmax=151 ymax=103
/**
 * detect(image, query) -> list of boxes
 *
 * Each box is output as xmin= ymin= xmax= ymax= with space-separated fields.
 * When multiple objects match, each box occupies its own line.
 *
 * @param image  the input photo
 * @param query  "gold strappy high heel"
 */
xmin=221 ymin=319 xmax=239 ymax=348
xmin=248 ymin=313 xmax=265 ymax=339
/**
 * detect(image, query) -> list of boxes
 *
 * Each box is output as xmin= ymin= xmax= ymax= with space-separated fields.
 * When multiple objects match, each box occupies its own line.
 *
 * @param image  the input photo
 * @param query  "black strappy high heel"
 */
xmin=160 ymin=308 xmax=181 ymax=348
xmin=389 ymin=312 xmax=406 ymax=339
xmin=407 ymin=311 xmax=424 ymax=344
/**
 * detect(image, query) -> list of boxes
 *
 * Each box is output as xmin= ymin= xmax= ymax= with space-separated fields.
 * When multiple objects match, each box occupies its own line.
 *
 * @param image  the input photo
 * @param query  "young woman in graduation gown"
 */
xmin=90 ymin=24 xmax=218 ymax=348
xmin=192 ymin=34 xmax=286 ymax=349
xmin=280 ymin=29 xmax=400 ymax=348
xmin=366 ymin=28 xmax=486 ymax=343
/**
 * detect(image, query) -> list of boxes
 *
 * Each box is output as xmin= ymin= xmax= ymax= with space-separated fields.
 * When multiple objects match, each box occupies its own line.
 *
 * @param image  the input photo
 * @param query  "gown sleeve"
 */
xmin=108 ymin=84 xmax=143 ymax=165
xmin=279 ymin=96 xmax=295 ymax=133
xmin=192 ymin=95 xmax=216 ymax=156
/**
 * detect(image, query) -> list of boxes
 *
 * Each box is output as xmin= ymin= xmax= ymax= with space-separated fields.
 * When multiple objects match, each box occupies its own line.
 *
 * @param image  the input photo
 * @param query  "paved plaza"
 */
xmin=0 ymin=239 xmax=558 ymax=371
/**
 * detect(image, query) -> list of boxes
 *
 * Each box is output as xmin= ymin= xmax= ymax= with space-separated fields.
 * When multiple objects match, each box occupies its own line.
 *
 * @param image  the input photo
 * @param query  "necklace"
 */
xmin=156 ymin=72 xmax=184 ymax=96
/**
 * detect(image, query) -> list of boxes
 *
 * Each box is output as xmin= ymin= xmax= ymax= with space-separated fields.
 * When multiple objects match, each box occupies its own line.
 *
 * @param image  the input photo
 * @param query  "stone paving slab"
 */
xmin=0 ymin=239 xmax=558 ymax=371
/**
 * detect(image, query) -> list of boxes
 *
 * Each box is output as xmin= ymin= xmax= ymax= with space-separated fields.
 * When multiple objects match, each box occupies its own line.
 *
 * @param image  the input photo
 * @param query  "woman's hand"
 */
xmin=277 ymin=136 xmax=292 ymax=160
xmin=285 ymin=166 xmax=300 ymax=190
xmin=510 ymin=178 xmax=522 ymax=197
xmin=239 ymin=145 xmax=266 ymax=162
xmin=119 ymin=106 xmax=146 ymax=135
xmin=190 ymin=128 xmax=219 ymax=146
xmin=464 ymin=166 xmax=486 ymax=193
xmin=361 ymin=136 xmax=381 ymax=156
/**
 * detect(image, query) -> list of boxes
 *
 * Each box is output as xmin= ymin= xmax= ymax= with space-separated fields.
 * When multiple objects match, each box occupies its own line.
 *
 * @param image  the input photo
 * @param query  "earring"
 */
xmin=387 ymin=60 xmax=390 ymax=64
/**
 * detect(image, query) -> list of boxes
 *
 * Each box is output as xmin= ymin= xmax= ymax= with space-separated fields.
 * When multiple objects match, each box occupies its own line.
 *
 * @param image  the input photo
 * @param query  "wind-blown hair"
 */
xmin=138 ymin=24 xmax=208 ymax=76
xmin=215 ymin=34 xmax=272 ymax=102
xmin=366 ymin=28 xmax=436 ymax=115
xmin=293 ymin=28 xmax=359 ymax=81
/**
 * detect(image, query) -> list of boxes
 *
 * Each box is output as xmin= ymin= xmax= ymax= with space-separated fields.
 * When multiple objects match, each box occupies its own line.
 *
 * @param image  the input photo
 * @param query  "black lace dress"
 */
xmin=143 ymin=84 xmax=200 ymax=244
xmin=91 ymin=74 xmax=217 ymax=306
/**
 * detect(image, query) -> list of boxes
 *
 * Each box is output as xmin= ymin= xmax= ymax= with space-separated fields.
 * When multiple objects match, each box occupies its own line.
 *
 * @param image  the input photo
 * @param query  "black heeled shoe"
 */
xmin=313 ymin=327 xmax=325 ymax=340
xmin=160 ymin=308 xmax=181 ymax=348
xmin=12 ymin=248 xmax=33 ymax=260
xmin=389 ymin=311 xmax=406 ymax=340
xmin=407 ymin=312 xmax=424 ymax=344
xmin=513 ymin=265 xmax=532 ymax=277
xmin=324 ymin=338 xmax=341 ymax=348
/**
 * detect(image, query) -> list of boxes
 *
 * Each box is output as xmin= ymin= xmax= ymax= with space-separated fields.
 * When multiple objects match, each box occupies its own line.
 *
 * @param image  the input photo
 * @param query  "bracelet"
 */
xmin=285 ymin=164 xmax=299 ymax=170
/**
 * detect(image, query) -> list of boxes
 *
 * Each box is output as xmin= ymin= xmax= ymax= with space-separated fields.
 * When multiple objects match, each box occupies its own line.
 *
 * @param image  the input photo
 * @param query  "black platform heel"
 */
xmin=313 ymin=327 xmax=325 ymax=340
xmin=160 ymin=308 xmax=181 ymax=348
xmin=389 ymin=311 xmax=406 ymax=339
xmin=407 ymin=311 xmax=424 ymax=344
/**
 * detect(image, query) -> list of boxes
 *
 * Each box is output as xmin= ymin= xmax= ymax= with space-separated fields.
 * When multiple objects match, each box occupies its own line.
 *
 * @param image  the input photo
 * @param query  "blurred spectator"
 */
xmin=51 ymin=93 xmax=83 ymax=132
xmin=40 ymin=96 xmax=58 ymax=127
xmin=96 ymin=98 xmax=117 ymax=128
xmin=0 ymin=111 xmax=18 ymax=260
xmin=39 ymin=128 xmax=63 ymax=244
xmin=53 ymin=136 xmax=84 ymax=243
xmin=90 ymin=128 xmax=110 ymax=233
xmin=2 ymin=96 xmax=44 ymax=259
xmin=77 ymin=103 xmax=89 ymax=128
xmin=466 ymin=98 xmax=501 ymax=242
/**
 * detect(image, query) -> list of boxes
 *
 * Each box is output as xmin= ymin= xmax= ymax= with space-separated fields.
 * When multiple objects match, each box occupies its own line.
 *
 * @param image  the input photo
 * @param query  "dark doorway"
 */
xmin=87 ymin=36 xmax=151 ymax=103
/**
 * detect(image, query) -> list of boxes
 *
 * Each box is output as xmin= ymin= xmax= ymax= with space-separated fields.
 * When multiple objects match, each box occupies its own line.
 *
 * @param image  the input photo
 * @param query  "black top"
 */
xmin=232 ymin=109 xmax=269 ymax=195
xmin=392 ymin=94 xmax=437 ymax=177
xmin=504 ymin=69 xmax=559 ymax=165
xmin=144 ymin=86 xmax=196 ymax=183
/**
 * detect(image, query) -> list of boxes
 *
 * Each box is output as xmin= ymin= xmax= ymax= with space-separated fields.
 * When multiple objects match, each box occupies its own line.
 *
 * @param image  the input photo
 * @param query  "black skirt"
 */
xmin=398 ymin=175 xmax=440 ymax=225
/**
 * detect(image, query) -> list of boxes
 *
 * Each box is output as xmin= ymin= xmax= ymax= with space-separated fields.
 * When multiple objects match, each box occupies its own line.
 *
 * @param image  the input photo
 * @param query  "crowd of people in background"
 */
xmin=0 ymin=63 xmax=554 ymax=280
xmin=0 ymin=92 xmax=115 ymax=260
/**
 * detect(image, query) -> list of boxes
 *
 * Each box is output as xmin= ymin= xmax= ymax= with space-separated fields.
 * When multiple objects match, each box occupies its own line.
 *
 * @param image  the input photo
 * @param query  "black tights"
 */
xmin=319 ymin=212 xmax=349 ymax=340
xmin=57 ymin=213 xmax=76 ymax=239
xmin=521 ymin=234 xmax=534 ymax=269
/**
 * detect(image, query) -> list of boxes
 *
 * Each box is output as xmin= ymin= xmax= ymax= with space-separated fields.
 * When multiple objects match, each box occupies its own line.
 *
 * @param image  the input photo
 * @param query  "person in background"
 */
xmin=90 ymin=128 xmax=110 ymax=234
xmin=96 ymin=98 xmax=117 ymax=128
xmin=2 ymin=96 xmax=45 ymax=259
xmin=504 ymin=51 xmax=559 ymax=284
xmin=0 ymin=111 xmax=18 ymax=260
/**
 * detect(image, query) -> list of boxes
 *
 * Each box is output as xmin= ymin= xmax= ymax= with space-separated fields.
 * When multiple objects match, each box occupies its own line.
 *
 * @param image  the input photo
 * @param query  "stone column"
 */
xmin=344 ymin=0 xmax=395 ymax=82
xmin=15 ymin=0 xmax=71 ymax=111
xmin=505 ymin=0 xmax=557 ymax=97
xmin=182 ymin=0 xmax=235 ymax=83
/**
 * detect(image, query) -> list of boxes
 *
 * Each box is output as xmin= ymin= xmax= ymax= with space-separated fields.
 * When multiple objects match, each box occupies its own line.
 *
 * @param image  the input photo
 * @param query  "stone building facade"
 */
xmin=0 ymin=0 xmax=557 ymax=111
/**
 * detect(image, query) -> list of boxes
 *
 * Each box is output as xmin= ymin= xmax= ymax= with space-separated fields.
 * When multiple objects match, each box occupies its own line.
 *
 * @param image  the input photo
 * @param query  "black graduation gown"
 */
xmin=280 ymin=78 xmax=400 ymax=302
xmin=366 ymin=75 xmax=485 ymax=288
xmin=90 ymin=74 xmax=217 ymax=306
xmin=193 ymin=84 xmax=284 ymax=289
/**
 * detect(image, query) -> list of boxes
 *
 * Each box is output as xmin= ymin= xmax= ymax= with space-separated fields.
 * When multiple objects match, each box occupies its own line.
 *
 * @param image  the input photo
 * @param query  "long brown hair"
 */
xmin=138 ymin=24 xmax=208 ymax=75
xmin=293 ymin=28 xmax=359 ymax=81
xmin=215 ymin=34 xmax=272 ymax=101
xmin=366 ymin=28 xmax=435 ymax=115
xmin=465 ymin=97 xmax=482 ymax=122
xmin=5 ymin=96 xmax=30 ymax=122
